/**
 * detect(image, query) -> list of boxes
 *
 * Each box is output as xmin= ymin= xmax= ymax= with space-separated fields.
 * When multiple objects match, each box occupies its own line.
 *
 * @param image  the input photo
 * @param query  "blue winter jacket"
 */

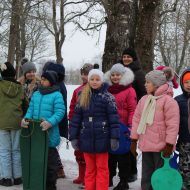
xmin=25 ymin=90 xmax=65 ymax=147
xmin=69 ymin=84 xmax=120 ymax=153
xmin=175 ymin=68 xmax=190 ymax=143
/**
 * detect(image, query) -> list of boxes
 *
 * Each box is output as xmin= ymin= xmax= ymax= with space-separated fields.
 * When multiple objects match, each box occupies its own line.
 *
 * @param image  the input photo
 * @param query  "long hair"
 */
xmin=79 ymin=83 xmax=92 ymax=109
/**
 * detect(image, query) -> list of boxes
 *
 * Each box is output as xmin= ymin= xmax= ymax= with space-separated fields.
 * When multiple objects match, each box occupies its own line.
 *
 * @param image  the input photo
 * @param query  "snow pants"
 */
xmin=84 ymin=152 xmax=109 ymax=190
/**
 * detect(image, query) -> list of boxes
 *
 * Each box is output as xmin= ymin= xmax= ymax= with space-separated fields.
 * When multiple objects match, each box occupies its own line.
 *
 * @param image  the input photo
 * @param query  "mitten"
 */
xmin=40 ymin=121 xmax=52 ymax=131
xmin=71 ymin=139 xmax=79 ymax=150
xmin=162 ymin=143 xmax=173 ymax=158
xmin=21 ymin=118 xmax=29 ymax=128
xmin=130 ymin=139 xmax=138 ymax=157
xmin=111 ymin=139 xmax=119 ymax=151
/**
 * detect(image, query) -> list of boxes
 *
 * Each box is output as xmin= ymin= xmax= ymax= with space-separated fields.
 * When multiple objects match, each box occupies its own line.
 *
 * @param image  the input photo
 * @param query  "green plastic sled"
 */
xmin=20 ymin=120 xmax=48 ymax=190
xmin=151 ymin=152 xmax=182 ymax=190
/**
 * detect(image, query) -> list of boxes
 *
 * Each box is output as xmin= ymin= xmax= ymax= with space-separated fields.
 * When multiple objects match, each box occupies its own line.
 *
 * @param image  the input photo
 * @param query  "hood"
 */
xmin=0 ymin=80 xmax=22 ymax=98
xmin=104 ymin=67 xmax=134 ymax=86
xmin=154 ymin=83 xmax=173 ymax=97
xmin=180 ymin=67 xmax=190 ymax=94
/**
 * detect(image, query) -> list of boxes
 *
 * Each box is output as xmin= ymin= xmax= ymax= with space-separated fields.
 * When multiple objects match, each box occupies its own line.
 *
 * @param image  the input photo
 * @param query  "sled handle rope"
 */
xmin=20 ymin=119 xmax=43 ymax=138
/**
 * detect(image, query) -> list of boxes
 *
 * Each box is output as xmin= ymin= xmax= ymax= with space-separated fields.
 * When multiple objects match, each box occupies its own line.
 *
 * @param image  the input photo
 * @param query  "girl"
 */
xmin=130 ymin=69 xmax=180 ymax=190
xmin=175 ymin=68 xmax=190 ymax=190
xmin=69 ymin=69 xmax=120 ymax=190
xmin=104 ymin=63 xmax=137 ymax=190
xmin=21 ymin=70 xmax=65 ymax=190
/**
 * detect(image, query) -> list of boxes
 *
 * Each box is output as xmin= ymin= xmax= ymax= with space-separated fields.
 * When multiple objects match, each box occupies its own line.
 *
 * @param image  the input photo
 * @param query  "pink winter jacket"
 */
xmin=131 ymin=84 xmax=180 ymax=152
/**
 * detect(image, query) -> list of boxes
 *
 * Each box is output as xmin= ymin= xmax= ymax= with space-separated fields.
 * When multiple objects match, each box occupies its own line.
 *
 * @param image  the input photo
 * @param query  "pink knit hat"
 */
xmin=156 ymin=66 xmax=179 ymax=89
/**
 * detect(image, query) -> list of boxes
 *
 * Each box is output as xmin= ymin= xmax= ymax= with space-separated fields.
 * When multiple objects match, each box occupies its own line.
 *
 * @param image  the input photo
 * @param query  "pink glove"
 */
xmin=40 ymin=121 xmax=52 ymax=131
xmin=21 ymin=119 xmax=29 ymax=128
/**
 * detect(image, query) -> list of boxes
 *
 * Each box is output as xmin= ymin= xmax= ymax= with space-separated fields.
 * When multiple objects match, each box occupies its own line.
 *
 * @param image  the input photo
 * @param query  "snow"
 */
xmin=0 ymin=85 xmax=182 ymax=190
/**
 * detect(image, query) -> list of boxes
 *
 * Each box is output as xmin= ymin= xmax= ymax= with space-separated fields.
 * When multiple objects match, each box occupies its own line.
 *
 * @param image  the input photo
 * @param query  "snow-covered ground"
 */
xmin=0 ymin=85 xmax=182 ymax=190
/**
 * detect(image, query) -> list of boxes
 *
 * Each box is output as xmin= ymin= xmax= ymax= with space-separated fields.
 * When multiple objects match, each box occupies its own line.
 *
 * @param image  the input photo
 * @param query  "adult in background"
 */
xmin=18 ymin=58 xmax=40 ymax=114
xmin=120 ymin=48 xmax=146 ymax=182
xmin=43 ymin=61 xmax=68 ymax=178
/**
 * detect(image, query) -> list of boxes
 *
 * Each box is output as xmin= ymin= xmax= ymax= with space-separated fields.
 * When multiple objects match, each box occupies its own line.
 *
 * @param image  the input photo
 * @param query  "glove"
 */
xmin=130 ymin=139 xmax=138 ymax=157
xmin=40 ymin=121 xmax=52 ymax=131
xmin=162 ymin=143 xmax=173 ymax=158
xmin=21 ymin=118 xmax=29 ymax=128
xmin=71 ymin=139 xmax=79 ymax=150
xmin=111 ymin=139 xmax=119 ymax=151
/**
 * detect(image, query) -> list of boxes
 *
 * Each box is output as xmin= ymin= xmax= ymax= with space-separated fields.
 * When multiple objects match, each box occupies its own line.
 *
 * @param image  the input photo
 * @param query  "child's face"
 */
xmin=122 ymin=54 xmax=133 ymax=65
xmin=145 ymin=80 xmax=157 ymax=94
xmin=25 ymin=70 xmax=35 ymax=80
xmin=81 ymin=73 xmax=88 ymax=84
xmin=110 ymin=72 xmax=122 ymax=84
xmin=89 ymin=75 xmax=102 ymax=89
xmin=41 ymin=77 xmax=51 ymax=87
xmin=183 ymin=80 xmax=190 ymax=93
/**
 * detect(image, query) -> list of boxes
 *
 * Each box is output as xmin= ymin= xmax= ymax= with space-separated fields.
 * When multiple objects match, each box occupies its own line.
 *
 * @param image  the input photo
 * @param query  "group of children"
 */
xmin=0 ymin=47 xmax=190 ymax=190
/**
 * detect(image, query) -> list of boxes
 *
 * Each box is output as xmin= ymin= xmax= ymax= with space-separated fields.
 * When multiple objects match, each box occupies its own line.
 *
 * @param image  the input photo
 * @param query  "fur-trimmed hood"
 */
xmin=104 ymin=67 xmax=134 ymax=86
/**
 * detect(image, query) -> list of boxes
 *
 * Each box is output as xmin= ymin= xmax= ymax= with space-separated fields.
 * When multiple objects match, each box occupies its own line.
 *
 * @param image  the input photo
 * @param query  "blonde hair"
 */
xmin=79 ymin=83 xmax=92 ymax=109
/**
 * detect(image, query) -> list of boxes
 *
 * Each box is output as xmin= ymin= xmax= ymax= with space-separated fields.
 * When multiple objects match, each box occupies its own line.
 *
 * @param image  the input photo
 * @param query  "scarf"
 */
xmin=108 ymin=84 xmax=131 ymax=94
xmin=137 ymin=95 xmax=162 ymax=134
xmin=38 ymin=85 xmax=59 ymax=95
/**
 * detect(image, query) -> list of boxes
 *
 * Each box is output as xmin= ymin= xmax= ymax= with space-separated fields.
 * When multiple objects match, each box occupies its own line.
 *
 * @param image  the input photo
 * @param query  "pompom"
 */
xmin=162 ymin=67 xmax=175 ymax=81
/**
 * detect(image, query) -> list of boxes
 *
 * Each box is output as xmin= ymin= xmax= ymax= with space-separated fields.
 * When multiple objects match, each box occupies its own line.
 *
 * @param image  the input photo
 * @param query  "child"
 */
xmin=175 ymin=68 xmax=190 ymax=190
xmin=104 ymin=63 xmax=137 ymax=190
xmin=68 ymin=63 xmax=94 ymax=185
xmin=69 ymin=69 xmax=120 ymax=190
xmin=0 ymin=62 xmax=24 ymax=186
xmin=21 ymin=70 xmax=65 ymax=190
xmin=130 ymin=69 xmax=180 ymax=190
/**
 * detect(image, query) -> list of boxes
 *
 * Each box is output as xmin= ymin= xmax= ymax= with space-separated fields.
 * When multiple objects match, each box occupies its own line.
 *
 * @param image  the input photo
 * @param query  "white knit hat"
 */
xmin=88 ymin=69 xmax=104 ymax=82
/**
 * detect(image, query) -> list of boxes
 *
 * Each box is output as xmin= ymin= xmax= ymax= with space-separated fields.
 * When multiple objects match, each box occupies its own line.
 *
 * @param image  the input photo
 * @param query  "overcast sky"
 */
xmin=61 ymin=25 xmax=106 ymax=69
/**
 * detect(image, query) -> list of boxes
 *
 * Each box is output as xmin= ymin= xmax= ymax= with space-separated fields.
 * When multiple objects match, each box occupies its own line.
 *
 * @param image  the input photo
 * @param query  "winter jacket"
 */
xmin=25 ymin=90 xmax=65 ymax=147
xmin=58 ymin=82 xmax=68 ymax=138
xmin=0 ymin=79 xmax=24 ymax=130
xmin=69 ymin=84 xmax=120 ymax=153
xmin=104 ymin=67 xmax=137 ymax=126
xmin=131 ymin=83 xmax=179 ymax=152
xmin=68 ymin=83 xmax=86 ymax=120
xmin=120 ymin=60 xmax=146 ymax=101
xmin=175 ymin=68 xmax=190 ymax=143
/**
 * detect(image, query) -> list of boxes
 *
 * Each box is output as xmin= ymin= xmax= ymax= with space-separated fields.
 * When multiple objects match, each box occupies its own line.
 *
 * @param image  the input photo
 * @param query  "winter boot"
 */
xmin=57 ymin=167 xmax=65 ymax=178
xmin=113 ymin=178 xmax=129 ymax=190
xmin=127 ymin=174 xmax=137 ymax=183
xmin=73 ymin=163 xmax=85 ymax=184
xmin=14 ymin=177 xmax=22 ymax=185
xmin=0 ymin=178 xmax=12 ymax=187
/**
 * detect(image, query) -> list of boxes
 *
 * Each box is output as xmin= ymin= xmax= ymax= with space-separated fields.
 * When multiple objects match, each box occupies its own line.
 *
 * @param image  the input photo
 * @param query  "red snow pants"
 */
xmin=84 ymin=152 xmax=109 ymax=190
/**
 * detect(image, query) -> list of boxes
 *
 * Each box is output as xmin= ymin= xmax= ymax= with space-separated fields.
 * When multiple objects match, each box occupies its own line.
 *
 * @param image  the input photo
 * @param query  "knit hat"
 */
xmin=146 ymin=70 xmax=167 ymax=87
xmin=88 ymin=69 xmax=104 ymax=82
xmin=110 ymin=63 xmax=126 ymax=75
xmin=122 ymin=48 xmax=137 ymax=61
xmin=80 ymin=63 xmax=94 ymax=75
xmin=41 ymin=71 xmax=58 ymax=86
xmin=21 ymin=61 xmax=36 ymax=74
xmin=156 ymin=65 xmax=178 ymax=89
xmin=43 ymin=61 xmax=65 ymax=82
xmin=182 ymin=72 xmax=190 ymax=83
xmin=0 ymin=62 xmax=16 ymax=78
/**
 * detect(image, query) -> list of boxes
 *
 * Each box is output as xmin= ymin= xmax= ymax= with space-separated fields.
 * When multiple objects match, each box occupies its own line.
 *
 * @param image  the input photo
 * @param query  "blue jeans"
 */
xmin=0 ymin=129 xmax=22 ymax=179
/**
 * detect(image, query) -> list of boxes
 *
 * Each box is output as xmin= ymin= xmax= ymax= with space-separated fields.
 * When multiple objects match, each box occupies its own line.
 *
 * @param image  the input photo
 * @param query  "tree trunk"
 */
xmin=102 ymin=0 xmax=138 ymax=72
xmin=7 ymin=0 xmax=20 ymax=64
xmin=135 ymin=0 xmax=161 ymax=73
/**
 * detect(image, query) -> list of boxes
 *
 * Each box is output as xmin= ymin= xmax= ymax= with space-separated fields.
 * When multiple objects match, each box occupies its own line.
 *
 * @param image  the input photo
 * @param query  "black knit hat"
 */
xmin=122 ymin=48 xmax=137 ymax=61
xmin=1 ymin=62 xmax=16 ymax=78
xmin=41 ymin=71 xmax=58 ymax=86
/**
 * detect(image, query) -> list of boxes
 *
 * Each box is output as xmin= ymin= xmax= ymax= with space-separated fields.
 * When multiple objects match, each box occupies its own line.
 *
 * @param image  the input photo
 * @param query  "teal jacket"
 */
xmin=25 ymin=90 xmax=65 ymax=147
